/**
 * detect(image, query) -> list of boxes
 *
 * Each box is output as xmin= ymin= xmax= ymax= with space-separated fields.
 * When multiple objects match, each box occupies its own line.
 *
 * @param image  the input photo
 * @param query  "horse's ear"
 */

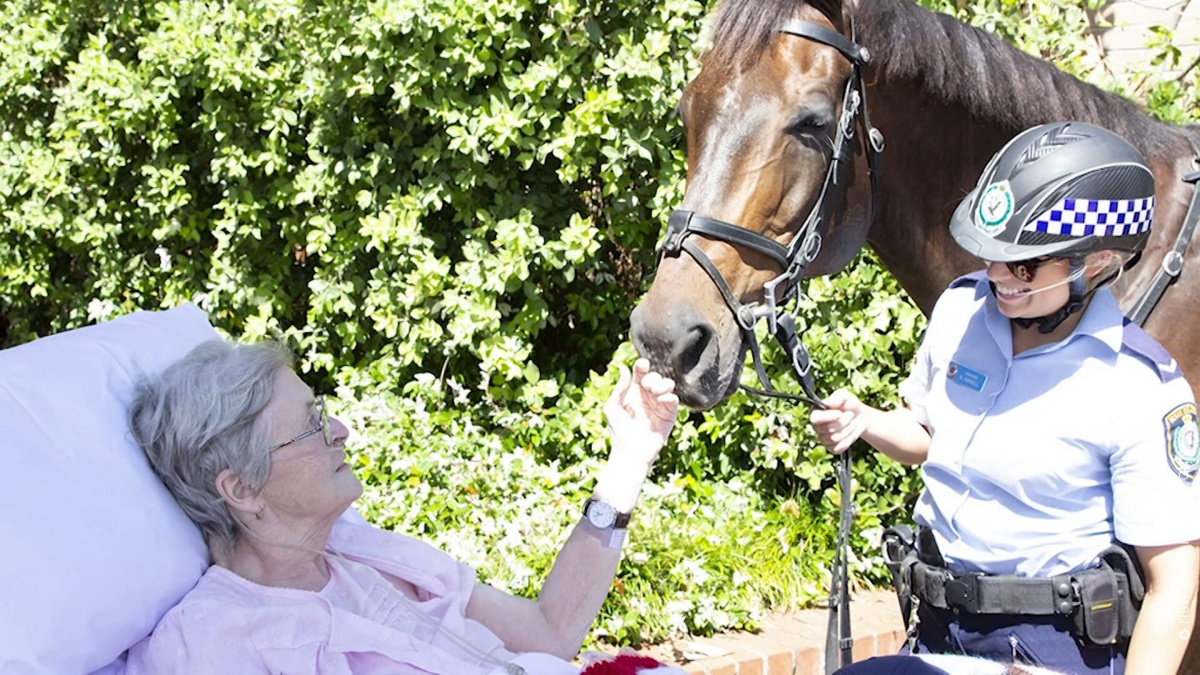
xmin=812 ymin=0 xmax=854 ymax=32
xmin=840 ymin=0 xmax=859 ymax=28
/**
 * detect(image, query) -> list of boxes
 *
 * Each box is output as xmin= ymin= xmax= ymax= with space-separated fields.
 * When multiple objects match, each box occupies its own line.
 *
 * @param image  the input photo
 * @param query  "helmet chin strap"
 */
xmin=1000 ymin=259 xmax=1089 ymax=334
xmin=1002 ymin=259 xmax=1131 ymax=334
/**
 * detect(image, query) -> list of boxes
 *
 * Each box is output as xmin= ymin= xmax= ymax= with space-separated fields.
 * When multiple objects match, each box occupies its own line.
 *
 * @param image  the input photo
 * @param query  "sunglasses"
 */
xmin=269 ymin=396 xmax=331 ymax=452
xmin=1003 ymin=257 xmax=1056 ymax=283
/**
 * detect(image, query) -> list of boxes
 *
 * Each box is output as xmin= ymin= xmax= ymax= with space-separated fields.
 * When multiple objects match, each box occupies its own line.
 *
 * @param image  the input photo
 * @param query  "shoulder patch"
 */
xmin=1120 ymin=320 xmax=1184 ymax=383
xmin=1164 ymin=403 xmax=1200 ymax=483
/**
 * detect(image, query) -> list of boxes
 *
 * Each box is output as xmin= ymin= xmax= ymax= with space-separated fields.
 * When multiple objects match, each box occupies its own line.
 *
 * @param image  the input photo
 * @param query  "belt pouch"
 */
xmin=1100 ymin=544 xmax=1143 ymax=638
xmin=882 ymin=525 xmax=917 ymax=624
xmin=1114 ymin=574 xmax=1138 ymax=639
xmin=1073 ymin=567 xmax=1120 ymax=645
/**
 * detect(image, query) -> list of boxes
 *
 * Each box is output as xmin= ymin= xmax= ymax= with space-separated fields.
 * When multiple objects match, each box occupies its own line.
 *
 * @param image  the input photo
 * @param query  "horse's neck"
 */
xmin=859 ymin=80 xmax=1010 ymax=315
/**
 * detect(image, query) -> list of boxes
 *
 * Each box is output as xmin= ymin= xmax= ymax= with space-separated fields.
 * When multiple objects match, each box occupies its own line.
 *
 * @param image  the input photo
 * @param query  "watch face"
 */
xmin=587 ymin=500 xmax=617 ymax=529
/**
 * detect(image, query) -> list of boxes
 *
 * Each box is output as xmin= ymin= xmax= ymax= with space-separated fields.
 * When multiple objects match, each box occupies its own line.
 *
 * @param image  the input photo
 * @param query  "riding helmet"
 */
xmin=949 ymin=121 xmax=1155 ymax=262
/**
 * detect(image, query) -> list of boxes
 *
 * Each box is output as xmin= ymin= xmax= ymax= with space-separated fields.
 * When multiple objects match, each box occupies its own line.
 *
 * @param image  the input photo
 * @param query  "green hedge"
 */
xmin=2 ymin=0 xmax=1195 ymax=647
xmin=0 ymin=0 xmax=699 ymax=399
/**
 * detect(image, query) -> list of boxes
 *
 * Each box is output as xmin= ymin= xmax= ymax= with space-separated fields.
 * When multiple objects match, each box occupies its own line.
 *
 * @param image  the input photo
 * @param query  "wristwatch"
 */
xmin=583 ymin=498 xmax=631 ymax=530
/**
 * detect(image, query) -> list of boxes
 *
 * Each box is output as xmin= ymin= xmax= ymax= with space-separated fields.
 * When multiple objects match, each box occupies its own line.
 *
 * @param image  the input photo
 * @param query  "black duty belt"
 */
xmin=883 ymin=526 xmax=1146 ymax=646
xmin=911 ymin=562 xmax=1079 ymax=616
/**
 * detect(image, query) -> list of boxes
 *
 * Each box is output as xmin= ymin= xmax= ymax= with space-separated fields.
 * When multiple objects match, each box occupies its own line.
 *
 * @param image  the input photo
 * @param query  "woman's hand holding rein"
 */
xmin=809 ymin=389 xmax=931 ymax=466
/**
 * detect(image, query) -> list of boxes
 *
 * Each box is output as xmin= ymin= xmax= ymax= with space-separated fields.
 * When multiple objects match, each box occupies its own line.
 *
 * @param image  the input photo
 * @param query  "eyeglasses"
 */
xmin=269 ymin=396 xmax=331 ymax=452
xmin=1003 ymin=257 xmax=1056 ymax=283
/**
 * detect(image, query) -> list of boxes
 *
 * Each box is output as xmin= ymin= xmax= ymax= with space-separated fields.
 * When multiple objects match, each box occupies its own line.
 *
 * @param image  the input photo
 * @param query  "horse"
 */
xmin=629 ymin=0 xmax=1200 ymax=413
xmin=627 ymin=0 xmax=1200 ymax=669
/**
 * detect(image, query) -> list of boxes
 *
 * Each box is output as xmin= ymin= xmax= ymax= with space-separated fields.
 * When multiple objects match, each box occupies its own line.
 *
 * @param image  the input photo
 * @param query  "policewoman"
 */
xmin=812 ymin=122 xmax=1200 ymax=674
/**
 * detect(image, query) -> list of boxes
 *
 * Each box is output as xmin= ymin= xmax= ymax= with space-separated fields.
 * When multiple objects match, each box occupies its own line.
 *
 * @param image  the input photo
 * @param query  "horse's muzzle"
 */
xmin=629 ymin=301 xmax=737 ymax=410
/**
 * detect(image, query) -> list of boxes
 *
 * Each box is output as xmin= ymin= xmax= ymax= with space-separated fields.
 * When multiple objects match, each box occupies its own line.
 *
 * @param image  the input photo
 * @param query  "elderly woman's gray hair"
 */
xmin=129 ymin=339 xmax=293 ymax=556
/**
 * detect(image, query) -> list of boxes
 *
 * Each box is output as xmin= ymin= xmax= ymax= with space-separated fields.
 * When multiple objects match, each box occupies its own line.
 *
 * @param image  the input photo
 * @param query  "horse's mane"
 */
xmin=705 ymin=0 xmax=1180 ymax=155
xmin=855 ymin=0 xmax=1177 ymax=154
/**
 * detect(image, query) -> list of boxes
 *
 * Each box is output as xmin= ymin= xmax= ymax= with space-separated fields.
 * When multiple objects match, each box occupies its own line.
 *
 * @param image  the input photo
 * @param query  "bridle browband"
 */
xmin=654 ymin=19 xmax=883 ymax=674
xmin=657 ymin=19 xmax=884 ymax=408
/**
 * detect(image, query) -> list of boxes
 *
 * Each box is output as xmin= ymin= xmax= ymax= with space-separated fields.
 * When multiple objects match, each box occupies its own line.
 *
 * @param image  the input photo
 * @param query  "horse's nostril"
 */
xmin=631 ymin=300 xmax=724 ymax=404
xmin=676 ymin=323 xmax=716 ymax=382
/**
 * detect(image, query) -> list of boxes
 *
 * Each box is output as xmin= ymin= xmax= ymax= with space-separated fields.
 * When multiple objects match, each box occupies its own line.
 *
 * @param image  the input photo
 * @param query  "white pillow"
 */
xmin=0 ymin=303 xmax=216 ymax=674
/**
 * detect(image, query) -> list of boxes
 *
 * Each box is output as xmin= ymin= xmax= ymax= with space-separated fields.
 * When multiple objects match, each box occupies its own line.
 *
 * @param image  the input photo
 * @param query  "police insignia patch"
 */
xmin=975 ymin=180 xmax=1014 ymax=237
xmin=1163 ymin=403 xmax=1200 ymax=483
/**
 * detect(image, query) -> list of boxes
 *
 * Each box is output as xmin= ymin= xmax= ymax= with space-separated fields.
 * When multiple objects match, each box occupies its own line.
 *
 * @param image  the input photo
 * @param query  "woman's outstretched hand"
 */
xmin=604 ymin=358 xmax=679 ymax=468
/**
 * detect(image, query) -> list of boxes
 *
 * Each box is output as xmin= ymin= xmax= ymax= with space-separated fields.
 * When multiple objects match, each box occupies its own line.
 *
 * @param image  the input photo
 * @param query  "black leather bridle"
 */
xmin=658 ymin=19 xmax=883 ymax=408
xmin=655 ymin=19 xmax=883 ymax=674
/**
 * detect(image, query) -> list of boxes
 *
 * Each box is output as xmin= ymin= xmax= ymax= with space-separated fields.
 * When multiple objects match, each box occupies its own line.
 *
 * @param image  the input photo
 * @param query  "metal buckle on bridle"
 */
xmin=737 ymin=303 xmax=816 ymax=398
xmin=761 ymin=265 xmax=801 ymax=330
xmin=869 ymin=126 xmax=885 ymax=154
xmin=840 ymin=89 xmax=861 ymax=139
xmin=773 ymin=311 xmax=815 ymax=381
xmin=736 ymin=304 xmax=771 ymax=332
xmin=760 ymin=227 xmax=823 ymax=328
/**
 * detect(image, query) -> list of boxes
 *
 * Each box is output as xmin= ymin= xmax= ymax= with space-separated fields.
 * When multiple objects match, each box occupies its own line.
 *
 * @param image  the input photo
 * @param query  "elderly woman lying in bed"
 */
xmin=123 ymin=339 xmax=679 ymax=674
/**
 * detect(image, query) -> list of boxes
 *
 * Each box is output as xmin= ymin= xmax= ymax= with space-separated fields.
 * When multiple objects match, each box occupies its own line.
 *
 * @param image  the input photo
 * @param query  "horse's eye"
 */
xmin=787 ymin=112 xmax=831 ymax=135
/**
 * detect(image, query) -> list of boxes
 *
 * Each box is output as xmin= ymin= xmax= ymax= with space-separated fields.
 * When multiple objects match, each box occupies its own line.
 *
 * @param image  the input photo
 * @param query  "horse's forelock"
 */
xmin=705 ymin=0 xmax=845 ymax=71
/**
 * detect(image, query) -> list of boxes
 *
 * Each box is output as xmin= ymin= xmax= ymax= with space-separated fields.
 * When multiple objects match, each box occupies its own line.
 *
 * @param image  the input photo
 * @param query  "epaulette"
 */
xmin=1121 ymin=319 xmax=1184 ymax=383
xmin=948 ymin=270 xmax=990 ymax=300
xmin=948 ymin=270 xmax=988 ymax=289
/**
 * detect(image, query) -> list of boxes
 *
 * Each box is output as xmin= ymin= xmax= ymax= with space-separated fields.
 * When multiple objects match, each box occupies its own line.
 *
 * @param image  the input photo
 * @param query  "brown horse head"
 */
xmin=630 ymin=0 xmax=874 ymax=410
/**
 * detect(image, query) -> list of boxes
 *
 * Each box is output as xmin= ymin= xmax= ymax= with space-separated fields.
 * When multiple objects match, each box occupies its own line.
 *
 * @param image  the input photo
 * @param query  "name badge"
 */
xmin=946 ymin=361 xmax=987 ymax=391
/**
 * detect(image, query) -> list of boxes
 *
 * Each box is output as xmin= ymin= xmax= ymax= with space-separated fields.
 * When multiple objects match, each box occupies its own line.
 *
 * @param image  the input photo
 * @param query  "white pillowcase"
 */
xmin=0 ymin=304 xmax=216 ymax=674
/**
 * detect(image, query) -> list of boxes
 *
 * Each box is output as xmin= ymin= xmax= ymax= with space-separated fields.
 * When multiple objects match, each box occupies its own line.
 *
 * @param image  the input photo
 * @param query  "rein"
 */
xmin=656 ymin=19 xmax=883 ymax=674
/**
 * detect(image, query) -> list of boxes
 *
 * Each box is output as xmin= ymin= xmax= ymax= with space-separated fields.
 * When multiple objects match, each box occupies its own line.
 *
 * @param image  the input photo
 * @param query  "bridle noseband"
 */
xmin=655 ymin=20 xmax=884 ymax=674
xmin=657 ymin=19 xmax=884 ymax=407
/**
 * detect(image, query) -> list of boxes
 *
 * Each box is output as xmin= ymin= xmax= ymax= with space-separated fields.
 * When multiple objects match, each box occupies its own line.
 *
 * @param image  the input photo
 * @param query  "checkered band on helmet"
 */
xmin=1026 ymin=197 xmax=1154 ymax=238
xmin=949 ymin=121 xmax=1156 ymax=263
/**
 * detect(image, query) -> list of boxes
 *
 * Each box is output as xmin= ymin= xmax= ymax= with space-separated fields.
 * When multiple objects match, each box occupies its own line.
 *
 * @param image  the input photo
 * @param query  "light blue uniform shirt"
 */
xmin=900 ymin=272 xmax=1200 ymax=577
